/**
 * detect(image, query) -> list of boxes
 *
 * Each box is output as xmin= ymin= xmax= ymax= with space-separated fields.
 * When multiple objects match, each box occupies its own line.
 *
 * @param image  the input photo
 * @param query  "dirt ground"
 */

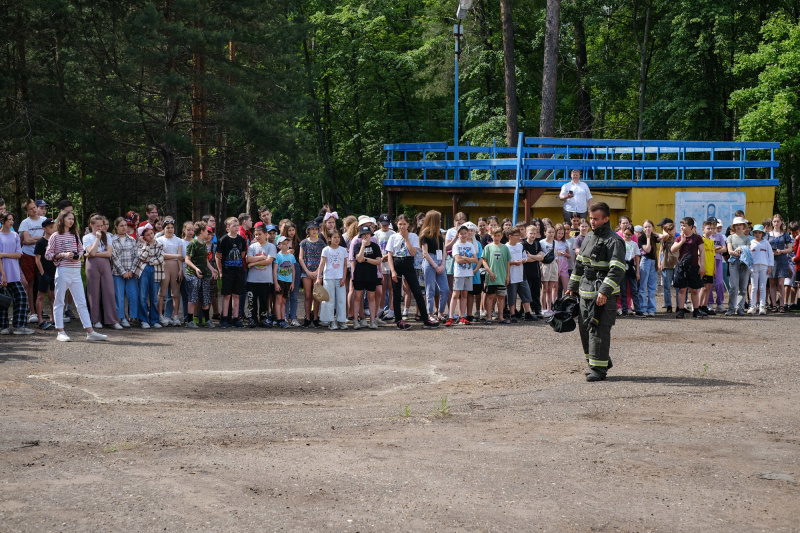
xmin=1 ymin=301 xmax=799 ymax=532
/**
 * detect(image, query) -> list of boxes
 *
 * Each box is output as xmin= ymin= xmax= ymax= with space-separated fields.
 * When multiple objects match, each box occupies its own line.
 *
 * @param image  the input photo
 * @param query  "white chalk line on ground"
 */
xmin=27 ymin=365 xmax=448 ymax=404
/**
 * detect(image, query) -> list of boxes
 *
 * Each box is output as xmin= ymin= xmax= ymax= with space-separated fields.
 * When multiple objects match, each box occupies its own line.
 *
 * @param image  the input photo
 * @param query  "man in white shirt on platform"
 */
xmin=559 ymin=169 xmax=593 ymax=223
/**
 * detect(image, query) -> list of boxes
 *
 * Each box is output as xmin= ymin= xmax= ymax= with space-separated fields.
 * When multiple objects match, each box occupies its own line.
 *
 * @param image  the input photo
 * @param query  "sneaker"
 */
xmin=28 ymin=313 xmax=38 ymax=323
xmin=368 ymin=320 xmax=378 ymax=330
xmin=634 ymin=312 xmax=645 ymax=317
xmin=170 ymin=316 xmax=182 ymax=327
xmin=424 ymin=318 xmax=440 ymax=329
xmin=510 ymin=317 xmax=518 ymax=323
xmin=152 ymin=323 xmax=162 ymax=329
xmin=313 ymin=319 xmax=321 ymax=329
xmin=524 ymin=313 xmax=537 ymax=322
xmin=121 ymin=319 xmax=131 ymax=328
xmin=479 ymin=310 xmax=487 ymax=320
xmin=218 ymin=320 xmax=229 ymax=329
xmin=716 ymin=305 xmax=725 ymax=313
xmin=401 ymin=310 xmax=409 ymax=319
xmin=373 ymin=317 xmax=387 ymax=327
xmin=232 ymin=320 xmax=245 ymax=328
xmin=258 ymin=319 xmax=271 ymax=328
xmin=186 ymin=320 xmax=199 ymax=329
xmin=736 ymin=308 xmax=746 ymax=316
xmin=302 ymin=319 xmax=311 ymax=328
xmin=396 ymin=320 xmax=412 ymax=330
xmin=686 ymin=302 xmax=694 ymax=312
xmin=62 ymin=316 xmax=71 ymax=323
xmin=338 ymin=322 xmax=348 ymax=330
xmin=747 ymin=306 xmax=756 ymax=315
xmin=87 ymin=331 xmax=108 ymax=342
xmin=459 ymin=317 xmax=471 ymax=325
xmin=39 ymin=321 xmax=54 ymax=330
xmin=329 ymin=322 xmax=339 ymax=330
xmin=384 ymin=310 xmax=395 ymax=320
xmin=725 ymin=309 xmax=735 ymax=316
xmin=204 ymin=320 xmax=216 ymax=328
xmin=13 ymin=327 xmax=34 ymax=335
xmin=320 ymin=321 xmax=330 ymax=327
xmin=676 ymin=308 xmax=686 ymax=319
xmin=703 ymin=306 xmax=716 ymax=316
xmin=141 ymin=322 xmax=151 ymax=329
xmin=759 ymin=305 xmax=767 ymax=315
xmin=65 ymin=308 xmax=76 ymax=320
xmin=364 ymin=309 xmax=371 ymax=317
xmin=665 ymin=306 xmax=672 ymax=314
xmin=692 ymin=309 xmax=704 ymax=319
xmin=56 ymin=331 xmax=71 ymax=342
xmin=158 ymin=315 xmax=170 ymax=327
xmin=353 ymin=320 xmax=362 ymax=330
xmin=617 ymin=309 xmax=624 ymax=316
xmin=113 ymin=323 xmax=123 ymax=330
xmin=647 ymin=312 xmax=656 ymax=317
xmin=444 ymin=318 xmax=454 ymax=327
xmin=93 ymin=322 xmax=103 ymax=329
xmin=279 ymin=320 xmax=290 ymax=329
xmin=360 ymin=318 xmax=368 ymax=328
xmin=291 ymin=319 xmax=301 ymax=327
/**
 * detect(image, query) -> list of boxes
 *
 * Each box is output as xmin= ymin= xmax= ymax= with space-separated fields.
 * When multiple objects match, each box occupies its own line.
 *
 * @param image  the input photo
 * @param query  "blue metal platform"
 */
xmin=383 ymin=134 xmax=780 ymax=222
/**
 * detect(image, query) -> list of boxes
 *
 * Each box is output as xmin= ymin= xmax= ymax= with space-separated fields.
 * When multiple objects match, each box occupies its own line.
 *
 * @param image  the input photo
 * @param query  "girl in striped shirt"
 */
xmin=44 ymin=211 xmax=107 ymax=342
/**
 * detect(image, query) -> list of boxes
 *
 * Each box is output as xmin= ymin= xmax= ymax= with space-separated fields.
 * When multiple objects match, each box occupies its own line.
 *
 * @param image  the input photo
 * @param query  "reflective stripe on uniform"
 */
xmin=610 ymin=259 xmax=626 ymax=270
xmin=579 ymin=289 xmax=597 ymax=298
xmin=570 ymin=273 xmax=581 ymax=282
xmin=590 ymin=260 xmax=609 ymax=268
xmin=589 ymin=358 xmax=609 ymax=367
xmin=602 ymin=277 xmax=619 ymax=290
xmin=579 ymin=255 xmax=591 ymax=263
xmin=585 ymin=354 xmax=590 ymax=360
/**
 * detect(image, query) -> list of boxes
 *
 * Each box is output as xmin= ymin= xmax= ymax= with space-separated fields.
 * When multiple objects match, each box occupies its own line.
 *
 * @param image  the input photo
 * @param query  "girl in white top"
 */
xmin=554 ymin=224 xmax=572 ymax=297
xmin=748 ymin=224 xmax=774 ymax=315
xmin=539 ymin=226 xmax=558 ymax=316
xmin=156 ymin=218 xmax=184 ymax=326
xmin=83 ymin=215 xmax=120 ymax=329
xmin=316 ymin=230 xmax=348 ymax=330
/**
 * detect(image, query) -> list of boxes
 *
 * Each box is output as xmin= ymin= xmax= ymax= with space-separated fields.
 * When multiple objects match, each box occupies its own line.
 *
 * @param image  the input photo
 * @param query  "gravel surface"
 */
xmin=1 ymin=305 xmax=798 ymax=532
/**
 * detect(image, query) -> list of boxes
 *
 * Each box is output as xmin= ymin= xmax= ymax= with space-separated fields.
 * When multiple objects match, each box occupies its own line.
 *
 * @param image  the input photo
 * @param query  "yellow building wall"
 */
xmin=397 ymin=186 xmax=775 ymax=227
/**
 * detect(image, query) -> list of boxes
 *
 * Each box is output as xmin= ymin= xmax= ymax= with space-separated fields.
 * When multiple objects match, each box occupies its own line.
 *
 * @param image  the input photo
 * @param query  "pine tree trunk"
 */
xmin=539 ymin=0 xmax=560 ymax=139
xmin=574 ymin=17 xmax=592 ymax=138
xmin=500 ymin=0 xmax=518 ymax=148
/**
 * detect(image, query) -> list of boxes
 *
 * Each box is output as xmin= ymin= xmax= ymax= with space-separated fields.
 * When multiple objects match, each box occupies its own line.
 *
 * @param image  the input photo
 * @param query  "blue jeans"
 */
xmin=661 ymin=268 xmax=675 ymax=307
xmin=113 ymin=275 xmax=139 ymax=321
xmin=423 ymin=258 xmax=449 ymax=314
xmin=285 ymin=263 xmax=300 ymax=319
xmin=639 ymin=257 xmax=657 ymax=314
xmin=138 ymin=265 xmax=159 ymax=325
xmin=620 ymin=274 xmax=640 ymax=312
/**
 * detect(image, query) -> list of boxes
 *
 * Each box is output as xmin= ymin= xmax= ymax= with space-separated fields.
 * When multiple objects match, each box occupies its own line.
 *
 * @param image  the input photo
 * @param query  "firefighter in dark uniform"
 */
xmin=566 ymin=202 xmax=626 ymax=382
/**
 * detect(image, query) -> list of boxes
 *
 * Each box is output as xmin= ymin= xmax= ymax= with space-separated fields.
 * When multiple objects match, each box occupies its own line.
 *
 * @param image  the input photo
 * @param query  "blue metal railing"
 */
xmin=384 ymin=135 xmax=780 ymax=190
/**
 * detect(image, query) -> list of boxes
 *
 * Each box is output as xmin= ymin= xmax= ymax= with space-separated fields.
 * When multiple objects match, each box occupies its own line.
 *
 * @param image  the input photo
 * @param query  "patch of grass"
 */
xmin=700 ymin=363 xmax=709 ymax=377
xmin=400 ymin=404 xmax=413 ymax=418
xmin=433 ymin=397 xmax=451 ymax=417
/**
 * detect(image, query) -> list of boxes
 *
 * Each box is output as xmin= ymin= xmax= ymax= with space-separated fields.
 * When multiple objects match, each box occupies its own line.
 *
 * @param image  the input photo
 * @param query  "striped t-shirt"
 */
xmin=44 ymin=232 xmax=84 ymax=268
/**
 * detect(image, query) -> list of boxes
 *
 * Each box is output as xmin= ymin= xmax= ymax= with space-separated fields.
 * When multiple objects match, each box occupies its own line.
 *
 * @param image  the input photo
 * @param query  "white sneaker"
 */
xmin=152 ymin=323 xmax=162 ymax=329
xmin=364 ymin=309 xmax=371 ymax=317
xmin=93 ymin=322 xmax=103 ymax=329
xmin=159 ymin=315 xmax=170 ymax=327
xmin=62 ymin=316 xmax=71 ymax=323
xmin=747 ymin=306 xmax=756 ymax=315
xmin=87 ymin=331 xmax=108 ymax=342
xmin=113 ymin=322 xmax=123 ymax=330
xmin=360 ymin=318 xmax=368 ymax=328
xmin=204 ymin=320 xmax=216 ymax=328
xmin=13 ymin=327 xmax=34 ymax=335
xmin=121 ymin=319 xmax=131 ymax=328
xmin=28 ymin=313 xmax=39 ymax=323
xmin=329 ymin=322 xmax=339 ymax=330
xmin=141 ymin=322 xmax=151 ymax=329
xmin=686 ymin=302 xmax=694 ymax=312
xmin=353 ymin=320 xmax=362 ymax=330
xmin=384 ymin=310 xmax=395 ymax=320
xmin=479 ymin=310 xmax=487 ymax=319
xmin=171 ymin=316 xmax=182 ymax=327
xmin=338 ymin=322 xmax=348 ymax=330
xmin=716 ymin=305 xmax=725 ymax=313
xmin=0 ymin=328 xmax=9 ymax=335
xmin=402 ymin=309 xmax=409 ymax=319
xmin=57 ymin=332 xmax=71 ymax=342
xmin=759 ymin=306 xmax=767 ymax=315
xmin=368 ymin=320 xmax=378 ymax=330
xmin=373 ymin=317 xmax=387 ymax=326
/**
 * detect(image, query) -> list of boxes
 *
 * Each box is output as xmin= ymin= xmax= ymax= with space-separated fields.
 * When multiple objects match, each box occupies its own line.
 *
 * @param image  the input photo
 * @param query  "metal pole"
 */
xmin=512 ymin=132 xmax=524 ymax=225
xmin=454 ymin=23 xmax=460 ymax=154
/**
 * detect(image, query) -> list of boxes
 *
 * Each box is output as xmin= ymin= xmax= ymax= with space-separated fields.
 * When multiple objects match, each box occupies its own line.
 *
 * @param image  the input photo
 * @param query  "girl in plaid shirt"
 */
xmin=0 ymin=212 xmax=34 ymax=335
xmin=111 ymin=217 xmax=139 ymax=326
xmin=136 ymin=225 xmax=165 ymax=328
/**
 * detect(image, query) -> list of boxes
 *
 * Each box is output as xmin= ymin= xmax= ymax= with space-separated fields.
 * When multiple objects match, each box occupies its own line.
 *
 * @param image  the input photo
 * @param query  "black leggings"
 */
xmin=247 ymin=282 xmax=273 ymax=321
xmin=392 ymin=257 xmax=429 ymax=323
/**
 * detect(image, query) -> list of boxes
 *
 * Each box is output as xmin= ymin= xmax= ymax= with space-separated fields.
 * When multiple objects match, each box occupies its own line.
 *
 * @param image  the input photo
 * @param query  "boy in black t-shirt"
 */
xmin=353 ymin=225 xmax=383 ymax=330
xmin=522 ymin=224 xmax=543 ymax=318
xmin=215 ymin=217 xmax=248 ymax=328
xmin=34 ymin=217 xmax=56 ymax=329
xmin=671 ymin=217 xmax=707 ymax=319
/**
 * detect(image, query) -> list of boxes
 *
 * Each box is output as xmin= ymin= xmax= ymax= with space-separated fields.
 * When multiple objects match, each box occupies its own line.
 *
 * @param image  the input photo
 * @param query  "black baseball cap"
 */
xmin=306 ymin=221 xmax=319 ymax=230
xmin=658 ymin=218 xmax=673 ymax=226
xmin=378 ymin=214 xmax=391 ymax=224
xmin=359 ymin=225 xmax=372 ymax=236
xmin=41 ymin=217 xmax=55 ymax=227
xmin=35 ymin=200 xmax=48 ymax=208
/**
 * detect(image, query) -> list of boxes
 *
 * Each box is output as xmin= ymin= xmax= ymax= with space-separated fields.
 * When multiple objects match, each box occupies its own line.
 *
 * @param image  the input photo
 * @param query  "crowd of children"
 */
xmin=1 ymin=195 xmax=799 ymax=342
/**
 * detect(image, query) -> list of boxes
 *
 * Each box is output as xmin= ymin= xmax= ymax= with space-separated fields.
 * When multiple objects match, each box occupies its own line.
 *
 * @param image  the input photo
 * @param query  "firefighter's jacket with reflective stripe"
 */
xmin=567 ymin=222 xmax=626 ymax=299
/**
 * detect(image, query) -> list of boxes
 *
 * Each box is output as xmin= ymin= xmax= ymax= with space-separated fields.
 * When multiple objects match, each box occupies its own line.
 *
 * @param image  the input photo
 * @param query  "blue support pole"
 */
xmin=512 ymin=132 xmax=524 ymax=225
xmin=454 ymin=23 xmax=460 ymax=181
